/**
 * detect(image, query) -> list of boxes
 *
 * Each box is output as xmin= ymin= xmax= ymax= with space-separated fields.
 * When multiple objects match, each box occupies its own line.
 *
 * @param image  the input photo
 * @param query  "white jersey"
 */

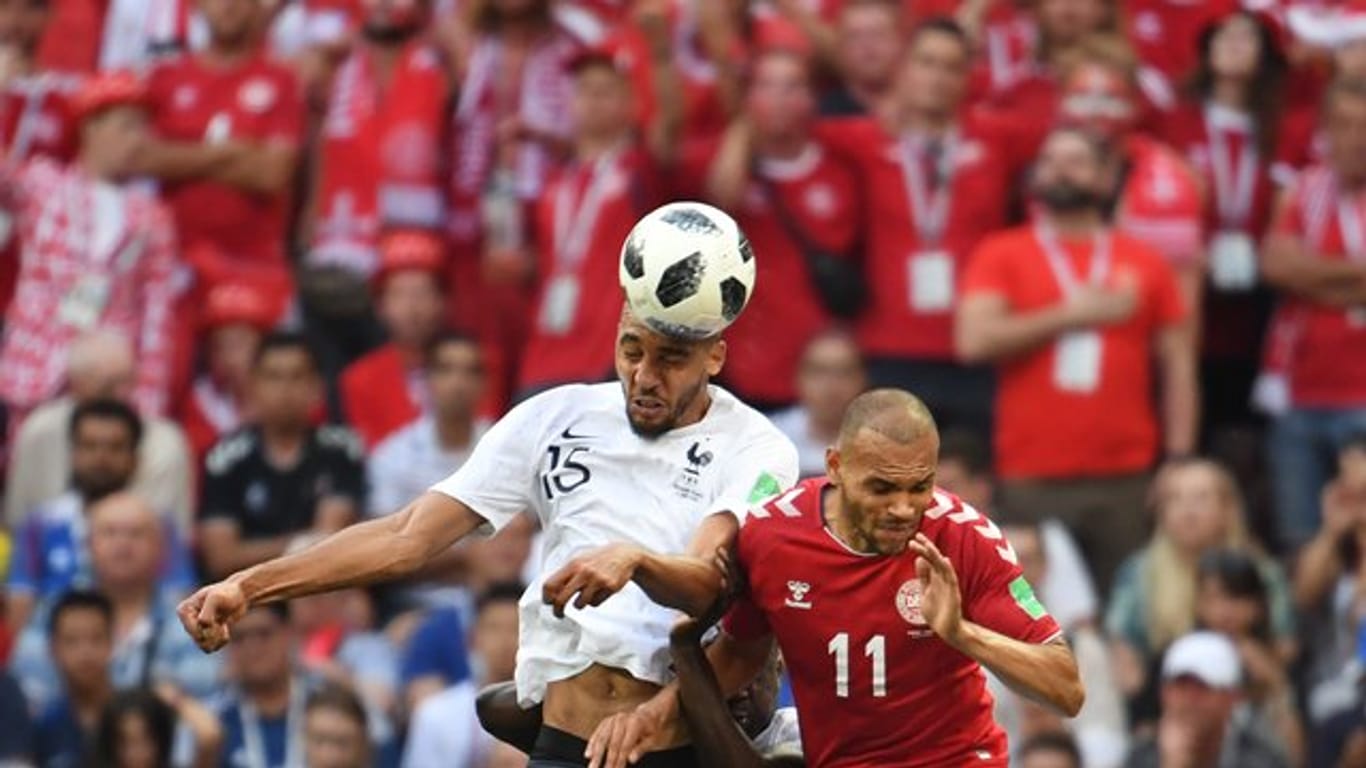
xmin=430 ymin=382 xmax=798 ymax=706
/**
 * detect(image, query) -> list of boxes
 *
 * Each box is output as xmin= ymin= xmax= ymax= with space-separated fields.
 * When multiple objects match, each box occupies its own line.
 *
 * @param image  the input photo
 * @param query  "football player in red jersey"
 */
xmin=545 ymin=388 xmax=1083 ymax=768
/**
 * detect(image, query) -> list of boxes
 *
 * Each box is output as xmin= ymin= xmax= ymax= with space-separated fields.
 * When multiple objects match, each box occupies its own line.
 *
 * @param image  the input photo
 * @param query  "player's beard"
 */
xmin=846 ymin=502 xmax=917 ymax=556
xmin=625 ymin=377 xmax=706 ymax=438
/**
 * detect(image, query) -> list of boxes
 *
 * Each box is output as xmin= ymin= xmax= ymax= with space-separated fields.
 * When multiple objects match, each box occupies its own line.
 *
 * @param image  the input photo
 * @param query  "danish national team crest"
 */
xmin=896 ymin=579 xmax=927 ymax=626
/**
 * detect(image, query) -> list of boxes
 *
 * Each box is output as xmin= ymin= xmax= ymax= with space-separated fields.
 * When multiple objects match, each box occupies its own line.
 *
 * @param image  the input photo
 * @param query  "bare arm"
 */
xmin=180 ymin=492 xmax=487 ymax=650
xmin=705 ymin=119 xmax=754 ymax=212
xmin=1156 ymin=322 xmax=1198 ymax=457
xmin=638 ymin=0 xmax=683 ymax=166
xmin=956 ymin=293 xmax=1080 ymax=363
xmin=133 ymin=141 xmax=299 ymax=196
xmin=1263 ymin=233 xmax=1366 ymax=306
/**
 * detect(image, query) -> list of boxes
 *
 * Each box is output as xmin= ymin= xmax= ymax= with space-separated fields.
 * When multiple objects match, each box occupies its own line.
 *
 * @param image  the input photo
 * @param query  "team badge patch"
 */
xmin=747 ymin=471 xmax=781 ymax=503
xmin=896 ymin=579 xmax=926 ymax=626
xmin=1009 ymin=576 xmax=1047 ymax=620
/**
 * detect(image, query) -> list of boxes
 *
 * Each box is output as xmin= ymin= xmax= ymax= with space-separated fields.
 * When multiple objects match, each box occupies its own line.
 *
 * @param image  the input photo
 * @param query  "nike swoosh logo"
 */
xmin=560 ymin=426 xmax=594 ymax=440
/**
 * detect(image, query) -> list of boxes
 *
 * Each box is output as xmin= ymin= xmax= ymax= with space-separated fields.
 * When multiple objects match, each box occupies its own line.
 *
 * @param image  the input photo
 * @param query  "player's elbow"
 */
xmin=1057 ymin=676 xmax=1085 ymax=718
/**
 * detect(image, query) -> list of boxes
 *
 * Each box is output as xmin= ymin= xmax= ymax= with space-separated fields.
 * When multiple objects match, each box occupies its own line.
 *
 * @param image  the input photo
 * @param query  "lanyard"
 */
xmin=1035 ymin=223 xmax=1112 ymax=296
xmin=1204 ymin=105 xmax=1258 ymax=228
xmin=552 ymin=147 xmax=621 ymax=270
xmin=899 ymin=132 xmax=956 ymax=246
xmin=239 ymin=679 xmax=305 ymax=768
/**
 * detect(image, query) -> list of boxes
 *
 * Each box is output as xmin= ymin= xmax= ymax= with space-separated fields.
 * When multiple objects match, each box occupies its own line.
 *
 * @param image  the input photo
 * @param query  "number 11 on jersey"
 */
xmin=828 ymin=632 xmax=887 ymax=698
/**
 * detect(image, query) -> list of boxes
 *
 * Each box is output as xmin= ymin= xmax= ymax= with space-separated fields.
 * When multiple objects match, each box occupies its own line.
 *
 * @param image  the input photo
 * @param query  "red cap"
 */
xmin=203 ymin=282 xmax=278 ymax=331
xmin=70 ymin=70 xmax=148 ymax=122
xmin=567 ymin=42 xmax=633 ymax=76
xmin=374 ymin=230 xmax=445 ymax=286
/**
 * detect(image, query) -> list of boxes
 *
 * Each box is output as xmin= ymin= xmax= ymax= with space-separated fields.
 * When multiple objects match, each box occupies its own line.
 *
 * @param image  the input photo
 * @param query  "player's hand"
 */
xmin=177 ymin=581 xmax=249 ymax=653
xmin=908 ymin=533 xmax=966 ymax=646
xmin=1064 ymin=274 xmax=1139 ymax=329
xmin=585 ymin=699 xmax=670 ymax=768
xmin=542 ymin=544 xmax=643 ymax=618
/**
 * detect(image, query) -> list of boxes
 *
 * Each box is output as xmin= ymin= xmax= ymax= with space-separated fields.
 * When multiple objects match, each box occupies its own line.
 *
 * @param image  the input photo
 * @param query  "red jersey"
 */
xmin=1124 ymin=0 xmax=1238 ymax=84
xmin=725 ymin=479 xmax=1061 ymax=768
xmin=340 ymin=344 xmax=424 ymax=449
xmin=519 ymin=145 xmax=660 ymax=391
xmin=961 ymin=226 xmax=1186 ymax=479
xmin=819 ymin=112 xmax=1028 ymax=360
xmin=1267 ymin=166 xmax=1366 ymax=407
xmin=679 ymin=140 xmax=859 ymax=405
xmin=1115 ymin=134 xmax=1205 ymax=268
xmin=147 ymin=54 xmax=304 ymax=276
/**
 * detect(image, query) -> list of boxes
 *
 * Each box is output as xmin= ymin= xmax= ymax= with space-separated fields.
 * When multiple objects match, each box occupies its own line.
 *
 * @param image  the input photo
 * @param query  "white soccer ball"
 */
xmin=618 ymin=201 xmax=757 ymax=340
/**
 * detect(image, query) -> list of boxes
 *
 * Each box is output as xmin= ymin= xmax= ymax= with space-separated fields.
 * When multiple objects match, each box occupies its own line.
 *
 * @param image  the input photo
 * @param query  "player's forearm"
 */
xmin=956 ymin=301 xmax=1077 ymax=363
xmin=1158 ymin=326 xmax=1199 ymax=457
xmin=1263 ymin=237 xmax=1366 ymax=303
xmin=671 ymin=633 xmax=768 ymax=768
xmin=231 ymin=494 xmax=483 ymax=605
xmin=949 ymin=623 xmax=1084 ymax=717
xmin=634 ymin=552 xmax=725 ymax=617
xmin=213 ymin=143 xmax=298 ymax=195
xmin=132 ymin=140 xmax=234 ymax=182
xmin=705 ymin=120 xmax=753 ymax=210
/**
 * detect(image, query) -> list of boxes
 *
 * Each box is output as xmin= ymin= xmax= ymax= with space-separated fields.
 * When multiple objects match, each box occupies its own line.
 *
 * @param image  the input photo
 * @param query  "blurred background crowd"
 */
xmin=2 ymin=0 xmax=1366 ymax=765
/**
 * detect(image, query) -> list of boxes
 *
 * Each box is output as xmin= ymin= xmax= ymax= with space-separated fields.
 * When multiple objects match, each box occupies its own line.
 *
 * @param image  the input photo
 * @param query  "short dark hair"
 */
xmin=1018 ymin=731 xmax=1082 ymax=768
xmin=1342 ymin=432 xmax=1366 ymax=456
xmin=69 ymin=397 xmax=142 ymax=448
xmin=96 ymin=688 xmax=176 ymax=768
xmin=1197 ymin=548 xmax=1271 ymax=641
xmin=908 ymin=16 xmax=970 ymax=54
xmin=938 ymin=427 xmax=991 ymax=478
xmin=306 ymin=682 xmax=369 ymax=731
xmin=424 ymin=330 xmax=483 ymax=370
xmin=49 ymin=589 xmax=114 ymax=637
xmin=253 ymin=331 xmax=319 ymax=373
xmin=476 ymin=581 xmax=525 ymax=615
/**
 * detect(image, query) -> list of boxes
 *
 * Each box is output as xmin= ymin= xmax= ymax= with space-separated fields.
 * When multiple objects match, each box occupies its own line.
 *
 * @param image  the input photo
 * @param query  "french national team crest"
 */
xmin=896 ymin=579 xmax=926 ymax=626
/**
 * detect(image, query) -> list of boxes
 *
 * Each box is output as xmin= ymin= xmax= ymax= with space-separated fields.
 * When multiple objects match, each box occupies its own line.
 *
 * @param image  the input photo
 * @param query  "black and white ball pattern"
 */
xmin=619 ymin=202 xmax=756 ymax=340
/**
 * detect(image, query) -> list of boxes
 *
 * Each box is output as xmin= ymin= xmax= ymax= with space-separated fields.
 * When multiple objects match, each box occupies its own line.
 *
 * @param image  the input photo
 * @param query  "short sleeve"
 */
xmin=707 ymin=425 xmax=798 ymax=522
xmin=319 ymin=427 xmax=367 ymax=506
xmin=960 ymin=236 xmax=1014 ymax=301
xmin=1144 ymin=249 xmax=1187 ymax=328
xmin=960 ymin=515 xmax=1062 ymax=644
xmin=428 ymin=394 xmax=547 ymax=532
xmin=199 ymin=441 xmax=245 ymax=524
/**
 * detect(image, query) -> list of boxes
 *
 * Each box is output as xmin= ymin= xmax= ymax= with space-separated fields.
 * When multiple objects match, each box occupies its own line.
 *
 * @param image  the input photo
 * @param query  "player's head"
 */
xmin=0 ymin=0 xmax=50 ymax=58
xmin=894 ymin=18 xmax=971 ymax=120
xmin=1056 ymin=34 xmax=1140 ymax=140
xmin=198 ymin=0 xmax=258 ymax=48
xmin=1030 ymin=126 xmax=1114 ymax=216
xmin=615 ymin=303 xmax=726 ymax=438
xmin=826 ymin=389 xmax=939 ymax=555
xmin=304 ymin=683 xmax=372 ymax=768
xmin=1325 ymin=77 xmax=1366 ymax=188
xmin=250 ymin=332 xmax=322 ymax=430
xmin=727 ymin=644 xmax=783 ymax=740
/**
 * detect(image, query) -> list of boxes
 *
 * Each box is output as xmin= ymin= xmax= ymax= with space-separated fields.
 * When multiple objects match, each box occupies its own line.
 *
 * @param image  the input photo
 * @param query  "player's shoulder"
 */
xmin=502 ymin=382 xmax=622 ymax=433
xmin=919 ymin=488 xmax=1020 ymax=565
xmin=743 ymin=477 xmax=824 ymax=531
xmin=204 ymin=429 xmax=260 ymax=476
xmin=708 ymin=387 xmax=799 ymax=452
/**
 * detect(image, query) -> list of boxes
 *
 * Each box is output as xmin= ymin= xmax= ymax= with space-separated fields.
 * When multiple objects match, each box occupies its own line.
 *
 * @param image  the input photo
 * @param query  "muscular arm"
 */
xmin=951 ymin=626 xmax=1084 ymax=716
xmin=1156 ymin=322 xmax=1198 ymax=457
xmin=956 ymin=293 xmax=1078 ymax=363
xmin=133 ymin=141 xmax=298 ymax=196
xmin=1263 ymin=233 xmax=1366 ymax=306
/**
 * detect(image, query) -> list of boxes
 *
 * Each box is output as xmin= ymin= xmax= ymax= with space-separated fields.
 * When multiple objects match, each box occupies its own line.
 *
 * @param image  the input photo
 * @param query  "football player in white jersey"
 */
xmin=177 ymin=303 xmax=799 ymax=768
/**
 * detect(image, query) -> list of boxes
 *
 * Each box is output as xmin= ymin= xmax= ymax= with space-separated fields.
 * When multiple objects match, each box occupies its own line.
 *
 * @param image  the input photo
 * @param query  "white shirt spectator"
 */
xmin=367 ymin=416 xmax=492 ymax=518
xmin=768 ymin=406 xmax=829 ymax=479
xmin=401 ymin=680 xmax=493 ymax=768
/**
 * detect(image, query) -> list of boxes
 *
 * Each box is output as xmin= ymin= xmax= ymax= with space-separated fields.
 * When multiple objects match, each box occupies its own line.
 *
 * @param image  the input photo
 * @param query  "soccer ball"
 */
xmin=618 ymin=201 xmax=756 ymax=340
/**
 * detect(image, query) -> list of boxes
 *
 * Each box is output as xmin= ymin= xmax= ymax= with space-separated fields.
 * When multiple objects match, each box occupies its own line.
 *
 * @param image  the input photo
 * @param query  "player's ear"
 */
xmin=705 ymin=338 xmax=726 ymax=377
xmin=825 ymin=447 xmax=842 ymax=486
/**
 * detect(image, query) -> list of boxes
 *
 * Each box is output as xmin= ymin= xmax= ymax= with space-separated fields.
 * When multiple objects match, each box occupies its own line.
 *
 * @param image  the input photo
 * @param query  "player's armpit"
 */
xmin=475 ymin=681 xmax=543 ymax=755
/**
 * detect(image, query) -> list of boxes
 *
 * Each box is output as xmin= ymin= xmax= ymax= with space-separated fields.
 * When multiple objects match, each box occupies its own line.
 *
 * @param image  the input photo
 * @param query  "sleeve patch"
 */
xmin=1009 ymin=576 xmax=1047 ymax=621
xmin=747 ymin=471 xmax=782 ymax=503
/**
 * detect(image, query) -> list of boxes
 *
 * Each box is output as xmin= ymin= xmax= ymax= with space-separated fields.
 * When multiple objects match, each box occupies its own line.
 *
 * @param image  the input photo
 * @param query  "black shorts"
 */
xmin=527 ymin=726 xmax=698 ymax=768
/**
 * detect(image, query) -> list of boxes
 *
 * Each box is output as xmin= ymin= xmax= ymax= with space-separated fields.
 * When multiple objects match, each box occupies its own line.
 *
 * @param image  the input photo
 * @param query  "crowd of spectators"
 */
xmin=3 ymin=0 xmax=1366 ymax=765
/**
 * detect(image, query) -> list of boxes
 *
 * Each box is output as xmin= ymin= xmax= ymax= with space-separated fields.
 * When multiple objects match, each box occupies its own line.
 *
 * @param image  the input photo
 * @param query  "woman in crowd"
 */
xmin=94 ymin=686 xmax=222 ymax=768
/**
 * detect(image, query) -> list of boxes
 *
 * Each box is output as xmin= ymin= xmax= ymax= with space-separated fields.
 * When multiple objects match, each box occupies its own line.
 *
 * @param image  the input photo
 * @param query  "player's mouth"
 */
xmin=630 ymin=397 xmax=667 ymax=419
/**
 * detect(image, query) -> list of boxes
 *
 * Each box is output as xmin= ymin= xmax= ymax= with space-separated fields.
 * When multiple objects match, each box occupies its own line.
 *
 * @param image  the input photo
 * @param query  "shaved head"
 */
xmin=837 ymin=388 xmax=938 ymax=449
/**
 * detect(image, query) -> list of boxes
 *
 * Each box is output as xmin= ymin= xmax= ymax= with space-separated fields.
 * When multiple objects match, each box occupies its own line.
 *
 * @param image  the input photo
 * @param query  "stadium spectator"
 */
xmin=1123 ymin=0 xmax=1238 ymax=95
xmin=0 ymin=0 xmax=80 ymax=317
xmin=818 ymin=0 xmax=903 ymax=117
xmin=339 ymin=231 xmax=448 ymax=448
xmin=0 ymin=70 xmax=177 ymax=421
xmin=214 ymin=604 xmax=309 ymax=768
xmin=692 ymin=48 xmax=859 ymax=410
xmin=1019 ymin=731 xmax=1084 ymax=768
xmin=0 ymin=668 xmax=33 ymax=763
xmin=5 ymin=330 xmax=193 ymax=530
xmin=1260 ymin=76 xmax=1366 ymax=550
xmin=178 ymin=282 xmax=277 ymax=463
xmin=823 ymin=19 xmax=1025 ymax=437
xmin=1055 ymin=36 xmax=1206 ymax=324
xmin=306 ymin=0 xmax=446 ymax=278
xmin=769 ymin=327 xmax=866 ymax=477
xmin=33 ymin=590 xmax=114 ymax=768
xmin=95 ymin=686 xmax=224 ymax=768
xmin=198 ymin=333 xmax=365 ymax=580
xmin=517 ymin=18 xmax=678 ymax=397
xmin=303 ymin=684 xmax=373 ymax=768
xmin=1123 ymin=630 xmax=1288 ymax=768
xmin=6 ymin=401 xmax=194 ymax=632
xmin=1158 ymin=9 xmax=1313 ymax=441
xmin=1194 ymin=549 xmax=1304 ymax=766
xmin=1105 ymin=459 xmax=1294 ymax=725
xmin=10 ymin=491 xmax=217 ymax=712
xmin=402 ymin=582 xmax=521 ymax=767
xmin=958 ymin=126 xmax=1197 ymax=593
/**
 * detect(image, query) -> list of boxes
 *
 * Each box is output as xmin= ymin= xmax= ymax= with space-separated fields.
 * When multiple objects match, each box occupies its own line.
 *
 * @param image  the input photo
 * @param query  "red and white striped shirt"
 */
xmin=0 ymin=159 xmax=178 ymax=415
